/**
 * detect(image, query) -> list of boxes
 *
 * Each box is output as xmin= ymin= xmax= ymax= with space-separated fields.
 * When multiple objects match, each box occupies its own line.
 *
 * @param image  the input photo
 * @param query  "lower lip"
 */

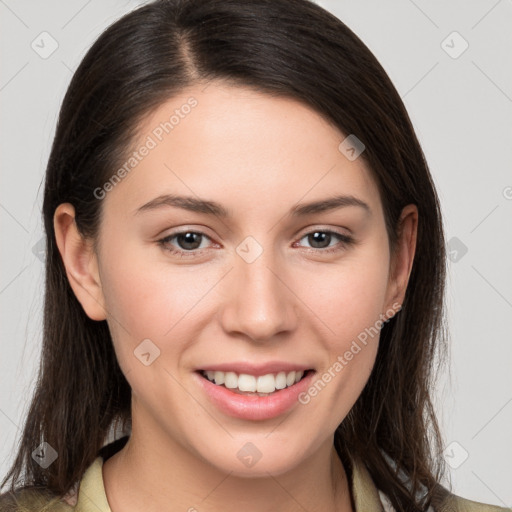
xmin=195 ymin=371 xmax=315 ymax=421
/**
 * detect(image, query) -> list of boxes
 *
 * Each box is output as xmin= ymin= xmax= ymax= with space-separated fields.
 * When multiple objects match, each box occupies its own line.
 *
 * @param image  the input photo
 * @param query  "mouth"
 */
xmin=198 ymin=369 xmax=313 ymax=396
xmin=194 ymin=362 xmax=317 ymax=420
xmin=197 ymin=369 xmax=314 ymax=397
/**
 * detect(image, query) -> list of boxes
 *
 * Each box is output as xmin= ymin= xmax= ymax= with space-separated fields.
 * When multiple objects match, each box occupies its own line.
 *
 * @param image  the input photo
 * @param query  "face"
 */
xmin=58 ymin=82 xmax=413 ymax=477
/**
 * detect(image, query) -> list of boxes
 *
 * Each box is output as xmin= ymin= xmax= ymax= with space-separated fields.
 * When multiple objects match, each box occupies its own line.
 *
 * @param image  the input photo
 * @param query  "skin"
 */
xmin=54 ymin=82 xmax=417 ymax=512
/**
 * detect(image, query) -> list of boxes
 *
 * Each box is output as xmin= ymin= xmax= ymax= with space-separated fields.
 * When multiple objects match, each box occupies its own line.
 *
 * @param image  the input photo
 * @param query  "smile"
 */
xmin=195 ymin=367 xmax=315 ymax=420
xmin=200 ymin=369 xmax=310 ymax=396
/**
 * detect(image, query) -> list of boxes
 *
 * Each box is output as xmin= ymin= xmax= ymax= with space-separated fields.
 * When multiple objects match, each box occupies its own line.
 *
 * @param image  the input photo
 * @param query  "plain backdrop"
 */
xmin=1 ymin=0 xmax=511 ymax=507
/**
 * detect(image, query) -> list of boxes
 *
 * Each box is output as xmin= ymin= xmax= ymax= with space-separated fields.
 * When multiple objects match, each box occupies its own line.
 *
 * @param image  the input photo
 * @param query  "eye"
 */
xmin=158 ymin=231 xmax=214 ymax=257
xmin=294 ymin=229 xmax=354 ymax=254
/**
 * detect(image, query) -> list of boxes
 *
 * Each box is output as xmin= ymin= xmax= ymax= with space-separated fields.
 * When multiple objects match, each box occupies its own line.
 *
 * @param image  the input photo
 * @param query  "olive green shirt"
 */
xmin=1 ymin=455 xmax=509 ymax=511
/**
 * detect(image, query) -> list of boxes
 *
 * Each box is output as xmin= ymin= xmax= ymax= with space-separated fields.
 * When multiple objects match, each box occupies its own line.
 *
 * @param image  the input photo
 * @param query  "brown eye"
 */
xmin=306 ymin=231 xmax=333 ymax=249
xmin=297 ymin=230 xmax=354 ymax=253
xmin=158 ymin=231 xmax=213 ymax=256
xmin=173 ymin=232 xmax=204 ymax=250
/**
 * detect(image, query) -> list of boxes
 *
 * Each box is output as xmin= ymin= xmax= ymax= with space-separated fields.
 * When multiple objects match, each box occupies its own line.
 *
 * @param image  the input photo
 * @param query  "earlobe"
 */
xmin=385 ymin=204 xmax=418 ymax=312
xmin=53 ymin=203 xmax=107 ymax=321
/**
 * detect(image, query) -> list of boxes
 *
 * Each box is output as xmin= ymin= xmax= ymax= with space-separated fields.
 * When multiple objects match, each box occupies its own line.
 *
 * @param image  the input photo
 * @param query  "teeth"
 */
xmin=224 ymin=372 xmax=238 ymax=389
xmin=275 ymin=372 xmax=287 ymax=389
xmin=256 ymin=374 xmax=275 ymax=393
xmin=238 ymin=374 xmax=256 ymax=392
xmin=202 ymin=369 xmax=305 ymax=394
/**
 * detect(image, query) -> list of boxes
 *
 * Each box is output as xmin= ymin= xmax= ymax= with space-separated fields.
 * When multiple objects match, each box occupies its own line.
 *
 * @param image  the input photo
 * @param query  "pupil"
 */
xmin=178 ymin=232 xmax=201 ymax=250
xmin=309 ymin=232 xmax=330 ymax=249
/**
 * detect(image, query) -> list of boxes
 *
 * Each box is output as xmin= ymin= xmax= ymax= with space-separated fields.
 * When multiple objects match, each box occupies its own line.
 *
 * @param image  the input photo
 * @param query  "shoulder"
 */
xmin=430 ymin=480 xmax=510 ymax=512
xmin=0 ymin=487 xmax=74 ymax=512
xmin=352 ymin=455 xmax=510 ymax=512
xmin=378 ymin=487 xmax=510 ymax=512
xmin=441 ymin=493 xmax=511 ymax=512
xmin=0 ymin=453 xmax=109 ymax=512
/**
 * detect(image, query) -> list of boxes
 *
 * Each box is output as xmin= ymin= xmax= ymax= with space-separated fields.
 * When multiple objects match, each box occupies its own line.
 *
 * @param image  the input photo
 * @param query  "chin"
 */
xmin=196 ymin=437 xmax=313 ymax=478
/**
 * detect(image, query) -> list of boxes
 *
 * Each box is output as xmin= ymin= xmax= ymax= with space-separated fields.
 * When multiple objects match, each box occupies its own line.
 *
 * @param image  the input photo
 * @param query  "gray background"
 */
xmin=1 ymin=0 xmax=511 ymax=507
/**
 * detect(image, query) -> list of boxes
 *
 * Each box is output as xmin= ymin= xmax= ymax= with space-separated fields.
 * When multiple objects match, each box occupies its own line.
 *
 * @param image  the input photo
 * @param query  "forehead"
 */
xmin=101 ymin=82 xmax=382 ymax=221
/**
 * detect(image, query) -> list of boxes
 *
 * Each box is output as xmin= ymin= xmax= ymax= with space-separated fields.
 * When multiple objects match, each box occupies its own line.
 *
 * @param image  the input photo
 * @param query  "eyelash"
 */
xmin=157 ymin=229 xmax=355 ymax=258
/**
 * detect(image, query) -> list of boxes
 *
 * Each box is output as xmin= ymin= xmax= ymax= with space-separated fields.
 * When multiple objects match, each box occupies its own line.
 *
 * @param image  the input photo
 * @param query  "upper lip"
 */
xmin=197 ymin=361 xmax=314 ymax=377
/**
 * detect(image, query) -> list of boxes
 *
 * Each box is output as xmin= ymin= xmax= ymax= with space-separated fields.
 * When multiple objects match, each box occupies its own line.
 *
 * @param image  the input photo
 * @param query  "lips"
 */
xmin=194 ymin=362 xmax=316 ymax=420
xmin=196 ymin=361 xmax=313 ymax=395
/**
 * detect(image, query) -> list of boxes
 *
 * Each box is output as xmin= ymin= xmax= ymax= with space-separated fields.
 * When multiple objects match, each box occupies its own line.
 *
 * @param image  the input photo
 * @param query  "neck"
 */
xmin=103 ymin=420 xmax=353 ymax=512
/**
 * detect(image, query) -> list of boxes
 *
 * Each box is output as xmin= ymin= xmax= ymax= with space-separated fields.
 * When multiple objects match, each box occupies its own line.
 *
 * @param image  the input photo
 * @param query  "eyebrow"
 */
xmin=134 ymin=193 xmax=371 ymax=218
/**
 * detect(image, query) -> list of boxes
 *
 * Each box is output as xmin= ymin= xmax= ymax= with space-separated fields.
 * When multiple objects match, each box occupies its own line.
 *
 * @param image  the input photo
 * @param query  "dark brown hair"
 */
xmin=1 ymin=0 xmax=448 ymax=510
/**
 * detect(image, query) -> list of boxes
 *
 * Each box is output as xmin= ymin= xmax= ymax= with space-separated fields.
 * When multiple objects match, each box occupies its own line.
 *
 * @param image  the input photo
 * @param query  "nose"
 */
xmin=218 ymin=246 xmax=298 ymax=343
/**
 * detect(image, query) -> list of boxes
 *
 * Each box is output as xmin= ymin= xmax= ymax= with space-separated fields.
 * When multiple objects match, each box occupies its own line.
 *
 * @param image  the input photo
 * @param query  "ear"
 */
xmin=384 ymin=204 xmax=418 ymax=316
xmin=53 ymin=203 xmax=107 ymax=321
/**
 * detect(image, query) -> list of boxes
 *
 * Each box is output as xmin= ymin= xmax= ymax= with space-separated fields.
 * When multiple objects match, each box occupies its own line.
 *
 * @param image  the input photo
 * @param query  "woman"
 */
xmin=0 ymin=0 xmax=507 ymax=510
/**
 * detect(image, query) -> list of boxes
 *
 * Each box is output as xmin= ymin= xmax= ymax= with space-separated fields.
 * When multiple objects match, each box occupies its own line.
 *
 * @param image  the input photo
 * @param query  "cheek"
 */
xmin=99 ymin=242 xmax=217 ymax=340
xmin=98 ymin=249 xmax=218 ymax=401
xmin=299 ymin=244 xmax=390 ymax=344
xmin=294 ymin=242 xmax=389 ymax=419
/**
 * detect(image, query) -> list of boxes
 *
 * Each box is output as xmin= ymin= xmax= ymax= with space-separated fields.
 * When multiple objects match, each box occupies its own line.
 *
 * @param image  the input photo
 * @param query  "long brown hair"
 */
xmin=1 ymin=0 xmax=448 ymax=509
